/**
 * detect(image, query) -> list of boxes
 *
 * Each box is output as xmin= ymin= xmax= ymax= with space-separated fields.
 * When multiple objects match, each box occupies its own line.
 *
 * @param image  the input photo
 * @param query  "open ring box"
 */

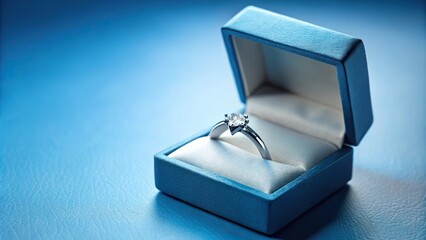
xmin=154 ymin=6 xmax=373 ymax=234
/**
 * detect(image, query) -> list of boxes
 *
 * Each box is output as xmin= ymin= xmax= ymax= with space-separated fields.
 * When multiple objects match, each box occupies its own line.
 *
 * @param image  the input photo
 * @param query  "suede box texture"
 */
xmin=154 ymin=6 xmax=373 ymax=234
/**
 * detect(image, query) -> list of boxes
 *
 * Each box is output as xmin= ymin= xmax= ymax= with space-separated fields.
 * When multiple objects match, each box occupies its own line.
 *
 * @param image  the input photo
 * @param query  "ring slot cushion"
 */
xmin=169 ymin=115 xmax=337 ymax=194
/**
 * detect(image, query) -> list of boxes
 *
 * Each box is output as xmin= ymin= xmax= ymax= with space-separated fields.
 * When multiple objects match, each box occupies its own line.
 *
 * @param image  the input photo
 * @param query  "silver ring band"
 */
xmin=208 ymin=113 xmax=271 ymax=160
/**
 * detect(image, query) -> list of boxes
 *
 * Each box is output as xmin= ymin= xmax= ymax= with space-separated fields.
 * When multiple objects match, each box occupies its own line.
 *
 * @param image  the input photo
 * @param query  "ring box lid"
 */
xmin=222 ymin=6 xmax=373 ymax=146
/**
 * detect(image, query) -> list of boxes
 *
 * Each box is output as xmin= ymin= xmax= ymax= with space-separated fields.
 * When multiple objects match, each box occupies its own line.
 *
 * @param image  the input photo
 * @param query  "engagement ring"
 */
xmin=208 ymin=113 xmax=271 ymax=160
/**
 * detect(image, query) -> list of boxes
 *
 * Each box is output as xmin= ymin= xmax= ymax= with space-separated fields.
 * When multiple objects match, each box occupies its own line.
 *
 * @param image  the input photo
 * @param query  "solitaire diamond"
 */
xmin=225 ymin=113 xmax=247 ymax=127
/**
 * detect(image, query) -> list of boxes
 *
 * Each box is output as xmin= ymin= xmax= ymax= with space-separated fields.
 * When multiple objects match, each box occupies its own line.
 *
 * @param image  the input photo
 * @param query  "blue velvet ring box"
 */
xmin=154 ymin=6 xmax=373 ymax=234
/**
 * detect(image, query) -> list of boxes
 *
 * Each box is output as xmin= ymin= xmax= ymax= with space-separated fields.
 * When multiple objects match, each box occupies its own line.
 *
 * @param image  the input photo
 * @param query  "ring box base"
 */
xmin=155 ymin=130 xmax=353 ymax=234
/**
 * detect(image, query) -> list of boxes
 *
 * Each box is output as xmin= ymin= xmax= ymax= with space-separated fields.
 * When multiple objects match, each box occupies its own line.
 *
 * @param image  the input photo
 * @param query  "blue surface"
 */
xmin=1 ymin=0 xmax=425 ymax=239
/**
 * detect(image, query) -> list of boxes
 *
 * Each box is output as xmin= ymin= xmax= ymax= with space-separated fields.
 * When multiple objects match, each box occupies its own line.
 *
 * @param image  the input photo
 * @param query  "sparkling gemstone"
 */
xmin=226 ymin=113 xmax=246 ymax=127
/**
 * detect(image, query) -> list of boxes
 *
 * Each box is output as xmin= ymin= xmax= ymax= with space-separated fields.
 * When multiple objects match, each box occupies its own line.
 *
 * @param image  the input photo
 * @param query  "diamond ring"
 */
xmin=208 ymin=113 xmax=271 ymax=160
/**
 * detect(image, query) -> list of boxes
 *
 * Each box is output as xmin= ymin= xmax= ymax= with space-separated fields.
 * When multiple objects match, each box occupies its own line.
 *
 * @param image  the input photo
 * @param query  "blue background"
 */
xmin=1 ymin=0 xmax=425 ymax=239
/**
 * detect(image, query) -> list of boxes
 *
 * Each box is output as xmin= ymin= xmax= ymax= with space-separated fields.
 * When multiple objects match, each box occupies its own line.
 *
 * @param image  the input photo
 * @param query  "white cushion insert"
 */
xmin=169 ymin=115 xmax=338 ymax=194
xmin=247 ymin=86 xmax=345 ymax=148
xmin=167 ymin=36 xmax=347 ymax=194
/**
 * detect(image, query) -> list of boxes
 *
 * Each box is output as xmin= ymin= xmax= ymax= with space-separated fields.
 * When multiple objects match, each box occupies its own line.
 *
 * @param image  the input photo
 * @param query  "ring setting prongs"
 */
xmin=224 ymin=113 xmax=249 ymax=135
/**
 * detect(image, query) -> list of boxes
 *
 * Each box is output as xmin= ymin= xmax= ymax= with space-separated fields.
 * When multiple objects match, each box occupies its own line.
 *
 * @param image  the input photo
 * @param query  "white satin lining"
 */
xmin=169 ymin=115 xmax=338 ymax=194
xmin=169 ymin=35 xmax=346 ymax=194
